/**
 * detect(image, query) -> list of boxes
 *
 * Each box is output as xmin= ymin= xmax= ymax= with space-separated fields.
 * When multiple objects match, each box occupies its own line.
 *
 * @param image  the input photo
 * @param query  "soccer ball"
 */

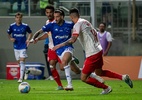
xmin=18 ymin=82 xmax=30 ymax=93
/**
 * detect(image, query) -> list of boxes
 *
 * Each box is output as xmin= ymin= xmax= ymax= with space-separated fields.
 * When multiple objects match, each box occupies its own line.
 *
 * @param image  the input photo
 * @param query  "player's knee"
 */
xmin=19 ymin=60 xmax=24 ymax=64
xmin=61 ymin=60 xmax=68 ymax=67
xmin=81 ymin=76 xmax=87 ymax=82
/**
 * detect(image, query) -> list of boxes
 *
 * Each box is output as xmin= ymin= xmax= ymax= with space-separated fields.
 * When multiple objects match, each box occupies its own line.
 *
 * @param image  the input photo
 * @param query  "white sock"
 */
xmin=90 ymin=72 xmax=97 ymax=78
xmin=64 ymin=65 xmax=72 ymax=87
xmin=90 ymin=73 xmax=104 ymax=83
xmin=19 ymin=61 xmax=25 ymax=80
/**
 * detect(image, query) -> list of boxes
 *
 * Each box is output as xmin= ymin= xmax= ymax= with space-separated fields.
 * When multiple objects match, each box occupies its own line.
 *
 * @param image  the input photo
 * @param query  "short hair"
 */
xmin=69 ymin=8 xmax=80 ymax=17
xmin=54 ymin=9 xmax=65 ymax=17
xmin=15 ymin=12 xmax=23 ymax=17
xmin=45 ymin=5 xmax=55 ymax=12
xmin=99 ymin=22 xmax=106 ymax=27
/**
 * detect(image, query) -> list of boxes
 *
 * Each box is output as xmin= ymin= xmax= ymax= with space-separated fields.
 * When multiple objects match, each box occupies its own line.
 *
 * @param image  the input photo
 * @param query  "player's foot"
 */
xmin=100 ymin=86 xmax=112 ymax=95
xmin=45 ymin=76 xmax=54 ymax=80
xmin=72 ymin=56 xmax=79 ymax=64
xmin=64 ymin=85 xmax=74 ymax=91
xmin=56 ymin=86 xmax=64 ymax=90
xmin=24 ymin=69 xmax=30 ymax=80
xmin=17 ymin=79 xmax=23 ymax=83
xmin=24 ymin=73 xmax=28 ymax=80
xmin=122 ymin=74 xmax=133 ymax=88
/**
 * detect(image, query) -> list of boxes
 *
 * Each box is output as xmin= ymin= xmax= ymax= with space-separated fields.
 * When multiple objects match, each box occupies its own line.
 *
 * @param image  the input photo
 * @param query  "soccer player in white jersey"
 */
xmin=52 ymin=8 xmax=133 ymax=94
xmin=7 ymin=12 xmax=33 ymax=83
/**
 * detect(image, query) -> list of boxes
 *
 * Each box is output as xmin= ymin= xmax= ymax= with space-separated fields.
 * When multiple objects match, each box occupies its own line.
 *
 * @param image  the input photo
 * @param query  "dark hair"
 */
xmin=99 ymin=22 xmax=106 ymax=27
xmin=54 ymin=9 xmax=65 ymax=17
xmin=69 ymin=8 xmax=80 ymax=17
xmin=45 ymin=5 xmax=55 ymax=12
xmin=15 ymin=12 xmax=23 ymax=17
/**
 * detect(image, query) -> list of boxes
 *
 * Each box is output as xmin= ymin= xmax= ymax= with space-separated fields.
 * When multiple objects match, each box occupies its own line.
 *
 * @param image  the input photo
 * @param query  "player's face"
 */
xmin=99 ymin=24 xmax=105 ymax=32
xmin=15 ymin=15 xmax=22 ymax=24
xmin=54 ymin=13 xmax=63 ymax=25
xmin=69 ymin=14 xmax=75 ymax=23
xmin=45 ymin=9 xmax=54 ymax=20
xmin=69 ymin=15 xmax=73 ymax=22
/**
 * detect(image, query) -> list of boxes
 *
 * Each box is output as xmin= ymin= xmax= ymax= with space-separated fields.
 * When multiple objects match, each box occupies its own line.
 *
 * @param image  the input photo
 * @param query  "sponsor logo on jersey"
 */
xmin=14 ymin=34 xmax=24 ymax=37
xmin=55 ymin=35 xmax=69 ymax=39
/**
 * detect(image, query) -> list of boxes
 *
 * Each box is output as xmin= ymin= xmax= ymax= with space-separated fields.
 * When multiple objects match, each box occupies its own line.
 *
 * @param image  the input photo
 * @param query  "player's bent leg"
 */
xmin=90 ymin=72 xmax=104 ymax=83
xmin=70 ymin=61 xmax=81 ymax=74
xmin=63 ymin=65 xmax=74 ymax=91
xmin=50 ymin=67 xmax=64 ymax=90
xmin=62 ymin=52 xmax=73 ymax=91
xmin=72 ymin=56 xmax=79 ymax=64
xmin=18 ymin=60 xmax=26 ymax=83
xmin=95 ymin=69 xmax=122 ymax=80
xmin=81 ymin=72 xmax=112 ymax=95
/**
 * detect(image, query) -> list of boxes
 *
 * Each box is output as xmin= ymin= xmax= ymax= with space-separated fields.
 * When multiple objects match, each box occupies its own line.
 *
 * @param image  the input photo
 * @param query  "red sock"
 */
xmin=101 ymin=70 xmax=122 ymax=80
xmin=51 ymin=69 xmax=63 ymax=87
xmin=86 ymin=77 xmax=108 ymax=89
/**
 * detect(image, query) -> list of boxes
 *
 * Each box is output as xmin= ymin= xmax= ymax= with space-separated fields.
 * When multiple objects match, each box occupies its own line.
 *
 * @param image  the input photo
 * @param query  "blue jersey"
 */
xmin=7 ymin=22 xmax=32 ymax=50
xmin=42 ymin=20 xmax=74 ymax=56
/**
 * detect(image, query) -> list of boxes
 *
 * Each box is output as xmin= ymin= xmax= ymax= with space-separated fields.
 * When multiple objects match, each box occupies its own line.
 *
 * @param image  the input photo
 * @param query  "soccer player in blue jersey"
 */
xmin=7 ymin=12 xmax=33 ymax=83
xmin=32 ymin=9 xmax=76 ymax=90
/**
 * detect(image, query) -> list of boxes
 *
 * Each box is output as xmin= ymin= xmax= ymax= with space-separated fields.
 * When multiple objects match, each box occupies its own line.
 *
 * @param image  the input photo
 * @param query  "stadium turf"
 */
xmin=0 ymin=79 xmax=141 ymax=100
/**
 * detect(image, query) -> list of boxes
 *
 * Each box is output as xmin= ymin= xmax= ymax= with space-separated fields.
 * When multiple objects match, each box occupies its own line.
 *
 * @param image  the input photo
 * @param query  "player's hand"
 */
xmin=52 ymin=45 xmax=61 ymax=51
xmin=34 ymin=38 xmax=39 ymax=44
xmin=28 ymin=38 xmax=38 ymax=44
xmin=29 ymin=39 xmax=34 ymax=43
xmin=26 ymin=40 xmax=30 ymax=47
xmin=10 ymin=38 xmax=15 ymax=42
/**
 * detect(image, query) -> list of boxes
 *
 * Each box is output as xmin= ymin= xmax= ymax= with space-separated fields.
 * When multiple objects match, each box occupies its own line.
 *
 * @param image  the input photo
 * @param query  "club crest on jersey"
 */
xmin=55 ymin=28 xmax=58 ymax=31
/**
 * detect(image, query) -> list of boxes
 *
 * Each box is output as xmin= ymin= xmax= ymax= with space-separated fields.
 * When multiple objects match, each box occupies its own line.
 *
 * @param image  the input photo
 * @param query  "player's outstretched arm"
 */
xmin=32 ymin=29 xmax=43 ymax=40
xmin=26 ymin=33 xmax=33 ymax=46
xmin=52 ymin=35 xmax=78 ymax=51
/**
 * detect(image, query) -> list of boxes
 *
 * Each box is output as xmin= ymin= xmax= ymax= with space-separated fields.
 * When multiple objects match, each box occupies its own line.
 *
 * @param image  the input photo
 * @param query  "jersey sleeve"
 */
xmin=106 ymin=32 xmax=113 ymax=42
xmin=42 ymin=23 xmax=52 ymax=33
xmin=7 ymin=25 xmax=12 ymax=34
xmin=72 ymin=22 xmax=81 ymax=36
xmin=26 ymin=25 xmax=32 ymax=33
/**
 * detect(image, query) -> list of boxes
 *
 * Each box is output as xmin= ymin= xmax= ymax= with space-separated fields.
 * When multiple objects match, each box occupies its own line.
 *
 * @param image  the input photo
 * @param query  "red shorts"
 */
xmin=48 ymin=49 xmax=61 ymax=63
xmin=82 ymin=51 xmax=103 ymax=74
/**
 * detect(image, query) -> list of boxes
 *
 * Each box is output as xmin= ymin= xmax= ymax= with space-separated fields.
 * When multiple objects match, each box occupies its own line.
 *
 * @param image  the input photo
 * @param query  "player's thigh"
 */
xmin=61 ymin=52 xmax=72 ymax=66
xmin=19 ymin=49 xmax=28 ymax=59
xmin=60 ymin=48 xmax=73 ymax=65
xmin=14 ymin=49 xmax=20 ymax=61
xmin=82 ymin=51 xmax=103 ymax=75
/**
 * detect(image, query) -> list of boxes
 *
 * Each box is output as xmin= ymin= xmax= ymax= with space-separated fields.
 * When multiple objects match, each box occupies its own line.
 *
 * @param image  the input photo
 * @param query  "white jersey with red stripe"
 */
xmin=46 ymin=19 xmax=55 ymax=49
xmin=72 ymin=18 xmax=102 ymax=57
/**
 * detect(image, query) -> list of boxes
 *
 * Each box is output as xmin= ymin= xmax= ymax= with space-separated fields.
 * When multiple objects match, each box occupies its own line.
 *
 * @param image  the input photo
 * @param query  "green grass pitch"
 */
xmin=0 ymin=79 xmax=141 ymax=100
